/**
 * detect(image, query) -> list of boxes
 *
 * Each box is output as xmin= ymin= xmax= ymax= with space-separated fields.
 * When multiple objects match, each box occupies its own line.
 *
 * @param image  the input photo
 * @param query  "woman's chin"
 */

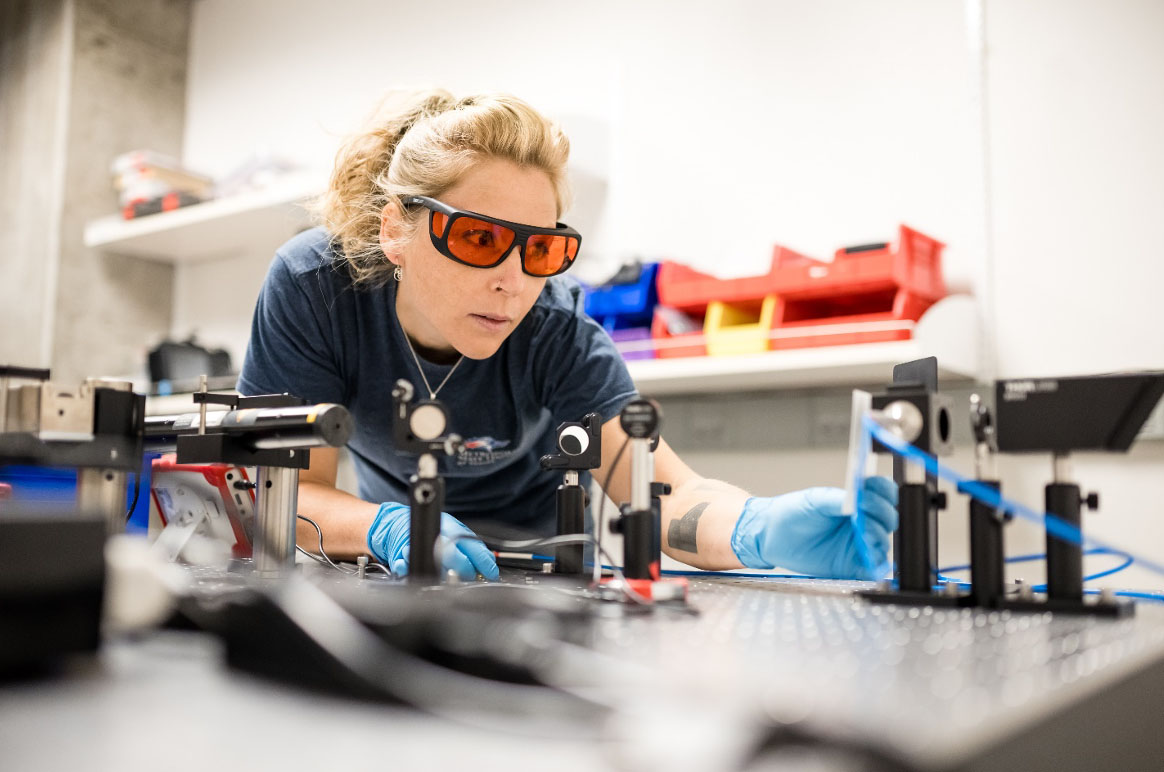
xmin=455 ymin=336 xmax=506 ymax=360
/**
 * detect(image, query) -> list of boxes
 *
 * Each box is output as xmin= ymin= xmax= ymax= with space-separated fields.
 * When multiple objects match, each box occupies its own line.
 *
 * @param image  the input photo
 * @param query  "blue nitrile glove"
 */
xmin=367 ymin=502 xmax=500 ymax=581
xmin=730 ymin=476 xmax=899 ymax=580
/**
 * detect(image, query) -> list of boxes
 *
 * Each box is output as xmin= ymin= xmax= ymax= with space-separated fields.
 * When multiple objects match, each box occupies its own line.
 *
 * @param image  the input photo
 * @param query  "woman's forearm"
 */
xmin=658 ymin=477 xmax=749 ymax=570
xmin=294 ymin=480 xmax=381 ymax=560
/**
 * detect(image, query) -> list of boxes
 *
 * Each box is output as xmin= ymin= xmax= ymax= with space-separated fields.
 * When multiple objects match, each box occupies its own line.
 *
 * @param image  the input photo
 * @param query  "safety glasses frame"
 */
xmin=403 ymin=195 xmax=581 ymax=278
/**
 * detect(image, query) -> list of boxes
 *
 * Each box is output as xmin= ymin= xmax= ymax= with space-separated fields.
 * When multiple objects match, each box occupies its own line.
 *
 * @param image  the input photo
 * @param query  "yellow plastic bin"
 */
xmin=704 ymin=295 xmax=779 ymax=356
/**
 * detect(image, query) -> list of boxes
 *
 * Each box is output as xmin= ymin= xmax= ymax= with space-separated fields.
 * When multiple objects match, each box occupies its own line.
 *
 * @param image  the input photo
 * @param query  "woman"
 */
xmin=239 ymin=89 xmax=897 ymax=581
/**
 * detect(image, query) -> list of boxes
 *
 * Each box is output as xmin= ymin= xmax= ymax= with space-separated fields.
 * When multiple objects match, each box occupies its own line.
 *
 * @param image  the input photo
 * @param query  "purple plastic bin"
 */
xmin=611 ymin=327 xmax=655 ymax=361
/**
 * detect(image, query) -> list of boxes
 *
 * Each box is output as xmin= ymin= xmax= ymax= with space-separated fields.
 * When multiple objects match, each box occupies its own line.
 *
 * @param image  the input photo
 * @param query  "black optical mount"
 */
xmin=859 ymin=367 xmax=1163 ymax=618
xmin=611 ymin=398 xmax=664 ymax=581
xmin=960 ymin=394 xmax=1010 ymax=609
xmin=989 ymin=371 xmax=1164 ymax=618
xmin=391 ymin=379 xmax=463 ymax=584
xmin=169 ymin=392 xmax=313 ymax=469
xmin=145 ymin=387 xmax=354 ymax=577
xmin=860 ymin=358 xmax=956 ymax=609
xmin=540 ymin=413 xmax=602 ymax=575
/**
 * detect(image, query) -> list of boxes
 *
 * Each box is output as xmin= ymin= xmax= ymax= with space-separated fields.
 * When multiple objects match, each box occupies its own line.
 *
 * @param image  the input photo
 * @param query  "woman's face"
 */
xmin=387 ymin=158 xmax=559 ymax=360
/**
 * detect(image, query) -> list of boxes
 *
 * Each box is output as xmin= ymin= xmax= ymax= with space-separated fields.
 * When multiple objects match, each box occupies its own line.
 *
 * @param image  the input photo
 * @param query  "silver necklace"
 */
xmin=403 ymin=333 xmax=464 ymax=400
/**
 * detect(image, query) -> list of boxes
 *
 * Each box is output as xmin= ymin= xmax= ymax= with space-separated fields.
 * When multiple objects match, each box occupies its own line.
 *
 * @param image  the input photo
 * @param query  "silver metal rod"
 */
xmin=0 ymin=376 xmax=8 ymax=433
xmin=564 ymin=470 xmax=579 ymax=487
xmin=198 ymin=375 xmax=208 ymax=436
xmin=904 ymin=461 xmax=927 ymax=485
xmin=630 ymin=439 xmax=652 ymax=511
xmin=77 ymin=468 xmax=127 ymax=535
xmin=254 ymin=465 xmax=299 ymax=576
xmin=1052 ymin=453 xmax=1073 ymax=484
xmin=974 ymin=443 xmax=997 ymax=480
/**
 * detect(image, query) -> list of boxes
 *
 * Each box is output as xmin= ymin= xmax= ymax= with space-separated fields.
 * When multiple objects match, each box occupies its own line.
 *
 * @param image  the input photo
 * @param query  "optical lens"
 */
xmin=445 ymin=216 xmax=515 ymax=266
xmin=523 ymin=234 xmax=579 ymax=276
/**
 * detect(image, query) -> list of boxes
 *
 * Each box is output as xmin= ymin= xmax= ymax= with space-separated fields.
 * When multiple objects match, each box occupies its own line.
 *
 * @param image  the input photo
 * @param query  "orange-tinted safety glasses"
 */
xmin=404 ymin=196 xmax=581 ymax=278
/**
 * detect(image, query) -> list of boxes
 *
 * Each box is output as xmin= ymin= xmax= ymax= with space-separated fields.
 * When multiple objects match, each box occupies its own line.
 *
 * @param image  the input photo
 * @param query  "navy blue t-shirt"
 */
xmin=238 ymin=227 xmax=638 ymax=538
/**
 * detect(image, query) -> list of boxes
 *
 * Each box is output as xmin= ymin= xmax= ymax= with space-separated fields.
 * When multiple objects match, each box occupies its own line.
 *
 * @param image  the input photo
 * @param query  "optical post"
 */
xmin=0 ymin=366 xmax=145 ymax=671
xmin=539 ymin=413 xmax=602 ymax=575
xmin=144 ymin=383 xmax=353 ymax=576
xmin=960 ymin=394 xmax=1009 ymax=608
xmin=613 ymin=398 xmax=660 ymax=583
xmin=989 ymin=372 xmax=1164 ymax=617
xmin=0 ymin=366 xmax=145 ymax=535
xmin=390 ymin=379 xmax=463 ymax=584
xmin=608 ymin=398 xmax=686 ymax=602
xmin=860 ymin=362 xmax=955 ymax=607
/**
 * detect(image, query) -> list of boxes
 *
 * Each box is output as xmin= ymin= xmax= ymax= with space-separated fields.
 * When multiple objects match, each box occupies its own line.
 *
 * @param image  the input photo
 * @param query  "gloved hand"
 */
xmin=730 ymin=476 xmax=898 ymax=580
xmin=367 ymin=502 xmax=499 ymax=581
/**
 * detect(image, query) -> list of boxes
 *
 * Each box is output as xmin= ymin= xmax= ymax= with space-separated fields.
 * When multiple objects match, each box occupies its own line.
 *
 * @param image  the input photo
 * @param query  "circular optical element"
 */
xmin=409 ymin=404 xmax=447 ymax=440
xmin=877 ymin=400 xmax=924 ymax=443
xmin=559 ymin=425 xmax=589 ymax=456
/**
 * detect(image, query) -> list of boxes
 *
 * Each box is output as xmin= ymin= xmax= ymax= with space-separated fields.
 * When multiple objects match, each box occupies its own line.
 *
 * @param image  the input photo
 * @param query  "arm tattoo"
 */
xmin=667 ymin=501 xmax=709 ymax=553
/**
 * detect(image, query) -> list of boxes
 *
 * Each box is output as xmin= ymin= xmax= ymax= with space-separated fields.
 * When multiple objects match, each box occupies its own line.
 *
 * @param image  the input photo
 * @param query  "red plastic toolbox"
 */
xmin=769 ymin=225 xmax=946 ymax=350
xmin=771 ymin=225 xmax=946 ymax=301
xmin=771 ymin=290 xmax=930 ymax=350
xmin=651 ymin=307 xmax=706 ymax=358
xmin=654 ymin=247 xmax=818 ymax=313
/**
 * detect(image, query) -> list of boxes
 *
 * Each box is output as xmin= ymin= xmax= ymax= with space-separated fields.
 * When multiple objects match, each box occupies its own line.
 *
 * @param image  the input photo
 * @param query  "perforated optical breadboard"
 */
xmin=586 ymin=577 xmax=1164 ymax=770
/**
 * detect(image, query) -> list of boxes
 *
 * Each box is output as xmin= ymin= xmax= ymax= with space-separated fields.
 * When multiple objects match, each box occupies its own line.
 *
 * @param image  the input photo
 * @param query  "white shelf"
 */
xmin=82 ymin=173 xmax=322 ymax=263
xmin=626 ymin=294 xmax=980 ymax=395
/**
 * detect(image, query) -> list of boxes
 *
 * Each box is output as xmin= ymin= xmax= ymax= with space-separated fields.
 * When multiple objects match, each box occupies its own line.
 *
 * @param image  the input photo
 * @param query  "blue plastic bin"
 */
xmin=1 ymin=460 xmax=154 ymax=533
xmin=584 ymin=262 xmax=660 ymax=331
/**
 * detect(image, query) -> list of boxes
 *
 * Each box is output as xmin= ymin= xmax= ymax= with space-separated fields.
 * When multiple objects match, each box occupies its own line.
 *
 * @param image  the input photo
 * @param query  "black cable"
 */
xmin=364 ymin=561 xmax=392 ymax=576
xmin=451 ymin=531 xmax=651 ymax=605
xmin=296 ymin=514 xmax=356 ymax=574
xmin=294 ymin=515 xmax=395 ymax=578
xmin=124 ymin=464 xmax=144 ymax=523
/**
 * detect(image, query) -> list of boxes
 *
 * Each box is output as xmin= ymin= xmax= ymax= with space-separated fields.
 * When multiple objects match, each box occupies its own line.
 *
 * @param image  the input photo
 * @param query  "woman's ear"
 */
xmin=379 ymin=200 xmax=405 ymax=265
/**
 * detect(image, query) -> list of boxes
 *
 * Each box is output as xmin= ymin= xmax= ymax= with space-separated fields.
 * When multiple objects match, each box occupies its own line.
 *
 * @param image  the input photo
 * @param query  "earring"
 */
xmin=393 ymin=265 xmax=403 ymax=282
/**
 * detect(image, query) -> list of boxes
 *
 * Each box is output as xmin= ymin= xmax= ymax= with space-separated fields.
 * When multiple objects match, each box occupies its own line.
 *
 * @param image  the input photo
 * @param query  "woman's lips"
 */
xmin=470 ymin=313 xmax=511 ymax=333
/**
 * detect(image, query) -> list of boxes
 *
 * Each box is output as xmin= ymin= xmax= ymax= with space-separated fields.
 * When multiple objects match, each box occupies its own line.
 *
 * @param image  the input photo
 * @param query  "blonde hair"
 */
xmin=314 ymin=89 xmax=572 ymax=286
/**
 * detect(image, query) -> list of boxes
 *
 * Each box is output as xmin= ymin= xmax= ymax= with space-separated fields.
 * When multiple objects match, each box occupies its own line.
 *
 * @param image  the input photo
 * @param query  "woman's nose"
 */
xmin=491 ymin=244 xmax=526 ymax=293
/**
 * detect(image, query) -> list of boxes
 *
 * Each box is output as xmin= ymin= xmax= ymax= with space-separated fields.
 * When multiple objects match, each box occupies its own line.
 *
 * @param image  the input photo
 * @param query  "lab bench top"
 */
xmin=3 ymin=572 xmax=1164 ymax=772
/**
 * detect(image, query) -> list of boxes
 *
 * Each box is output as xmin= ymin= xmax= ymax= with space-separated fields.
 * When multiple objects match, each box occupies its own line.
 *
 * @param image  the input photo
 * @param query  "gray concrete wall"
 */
xmin=1 ymin=0 xmax=189 ymax=380
xmin=50 ymin=0 xmax=191 ymax=382
xmin=0 ymin=0 xmax=73 ymax=368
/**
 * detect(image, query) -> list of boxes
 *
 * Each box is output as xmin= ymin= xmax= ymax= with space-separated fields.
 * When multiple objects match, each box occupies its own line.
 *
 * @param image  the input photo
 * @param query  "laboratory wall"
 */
xmin=0 ymin=0 xmax=72 ymax=368
xmin=178 ymin=0 xmax=981 ymax=367
xmin=169 ymin=0 xmax=1164 ymax=584
xmin=0 ymin=0 xmax=190 ymax=382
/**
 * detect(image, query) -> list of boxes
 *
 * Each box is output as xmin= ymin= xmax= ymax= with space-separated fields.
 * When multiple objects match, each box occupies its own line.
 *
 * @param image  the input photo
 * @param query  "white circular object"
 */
xmin=559 ymin=424 xmax=590 ymax=455
xmin=877 ymin=400 xmax=925 ymax=443
xmin=409 ymin=403 xmax=447 ymax=440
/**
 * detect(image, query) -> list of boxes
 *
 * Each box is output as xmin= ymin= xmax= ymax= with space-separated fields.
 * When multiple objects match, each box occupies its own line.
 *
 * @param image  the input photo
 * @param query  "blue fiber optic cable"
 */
xmin=939 ymin=548 xmax=1134 ymax=590
xmin=863 ymin=416 xmax=1164 ymax=580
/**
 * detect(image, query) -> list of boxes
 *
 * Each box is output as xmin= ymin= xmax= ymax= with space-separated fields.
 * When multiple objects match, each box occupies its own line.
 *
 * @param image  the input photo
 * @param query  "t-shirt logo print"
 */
xmin=457 ymin=436 xmax=513 ymax=466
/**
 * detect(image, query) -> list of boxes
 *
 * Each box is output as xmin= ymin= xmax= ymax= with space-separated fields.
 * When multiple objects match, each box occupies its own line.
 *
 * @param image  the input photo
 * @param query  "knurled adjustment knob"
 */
xmin=931 ymin=491 xmax=948 ymax=510
xmin=1083 ymin=492 xmax=1100 ymax=511
xmin=651 ymin=482 xmax=672 ymax=497
xmin=609 ymin=517 xmax=624 ymax=535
